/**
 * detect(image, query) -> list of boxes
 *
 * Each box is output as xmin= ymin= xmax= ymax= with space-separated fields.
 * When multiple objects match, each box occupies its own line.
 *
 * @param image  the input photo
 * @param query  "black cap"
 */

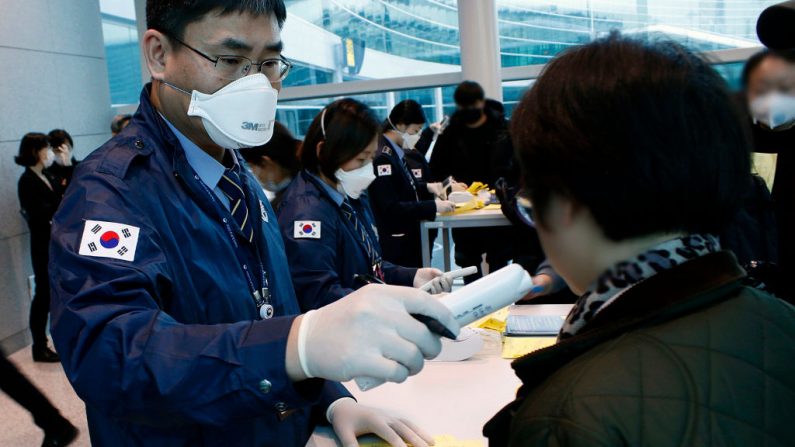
xmin=758 ymin=1 xmax=795 ymax=50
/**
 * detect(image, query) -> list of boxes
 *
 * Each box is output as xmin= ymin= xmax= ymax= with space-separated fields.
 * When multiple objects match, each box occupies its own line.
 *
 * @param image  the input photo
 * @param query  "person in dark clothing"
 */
xmin=0 ymin=348 xmax=78 ymax=446
xmin=741 ymin=49 xmax=795 ymax=301
xmin=239 ymin=121 xmax=301 ymax=208
xmin=429 ymin=81 xmax=513 ymax=283
xmin=46 ymin=129 xmax=79 ymax=190
xmin=486 ymin=33 xmax=795 ymax=447
xmin=369 ymin=101 xmax=454 ymax=267
xmin=15 ymin=133 xmax=62 ymax=363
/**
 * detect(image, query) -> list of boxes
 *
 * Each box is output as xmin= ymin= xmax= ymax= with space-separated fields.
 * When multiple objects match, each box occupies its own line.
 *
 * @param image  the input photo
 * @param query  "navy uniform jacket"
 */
xmin=48 ymin=85 xmax=348 ymax=447
xmin=367 ymin=136 xmax=437 ymax=267
xmin=276 ymin=170 xmax=416 ymax=312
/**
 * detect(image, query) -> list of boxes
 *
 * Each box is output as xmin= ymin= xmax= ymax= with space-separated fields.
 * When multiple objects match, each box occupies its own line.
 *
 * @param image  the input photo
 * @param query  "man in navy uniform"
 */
xmin=48 ymin=1 xmax=457 ymax=445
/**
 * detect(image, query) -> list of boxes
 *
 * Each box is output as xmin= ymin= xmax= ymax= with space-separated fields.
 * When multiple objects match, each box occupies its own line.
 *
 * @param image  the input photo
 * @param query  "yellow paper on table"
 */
xmin=360 ymin=435 xmax=483 ymax=447
xmin=482 ymin=203 xmax=502 ymax=211
xmin=467 ymin=182 xmax=489 ymax=194
xmin=501 ymin=335 xmax=557 ymax=359
xmin=474 ymin=307 xmax=510 ymax=332
xmin=440 ymin=199 xmax=485 ymax=215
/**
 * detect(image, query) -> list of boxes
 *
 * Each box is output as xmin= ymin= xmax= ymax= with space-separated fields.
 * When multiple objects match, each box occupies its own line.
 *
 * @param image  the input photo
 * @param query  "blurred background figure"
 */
xmin=110 ymin=114 xmax=132 ymax=136
xmin=240 ymin=121 xmax=302 ymax=207
xmin=46 ymin=129 xmax=78 ymax=188
xmin=429 ymin=81 xmax=514 ymax=283
xmin=15 ymin=133 xmax=62 ymax=363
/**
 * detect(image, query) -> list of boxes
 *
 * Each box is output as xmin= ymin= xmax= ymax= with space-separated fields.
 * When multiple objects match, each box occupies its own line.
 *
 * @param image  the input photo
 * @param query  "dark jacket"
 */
xmin=49 ymin=85 xmax=347 ymax=446
xmin=485 ymin=251 xmax=795 ymax=446
xmin=429 ymin=109 xmax=512 ymax=186
xmin=48 ymin=158 xmax=79 ymax=191
xmin=18 ymin=168 xmax=62 ymax=238
xmin=368 ymin=135 xmax=437 ymax=267
xmin=276 ymin=170 xmax=416 ymax=312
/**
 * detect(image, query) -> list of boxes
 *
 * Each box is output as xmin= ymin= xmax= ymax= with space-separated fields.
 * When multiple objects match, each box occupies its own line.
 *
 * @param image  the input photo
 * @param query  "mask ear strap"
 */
xmin=387 ymin=117 xmax=399 ymax=132
xmin=320 ymin=108 xmax=328 ymax=139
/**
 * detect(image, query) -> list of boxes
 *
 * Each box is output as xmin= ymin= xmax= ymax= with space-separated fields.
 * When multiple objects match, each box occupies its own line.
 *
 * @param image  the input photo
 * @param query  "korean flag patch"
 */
xmin=79 ymin=220 xmax=140 ymax=262
xmin=411 ymin=168 xmax=423 ymax=179
xmin=377 ymin=164 xmax=392 ymax=176
xmin=294 ymin=221 xmax=321 ymax=239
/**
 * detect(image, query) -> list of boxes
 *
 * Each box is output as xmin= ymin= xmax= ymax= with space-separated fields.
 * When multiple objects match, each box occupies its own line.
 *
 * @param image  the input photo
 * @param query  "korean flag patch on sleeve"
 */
xmin=294 ymin=221 xmax=321 ymax=239
xmin=79 ymin=220 xmax=140 ymax=261
xmin=377 ymin=164 xmax=392 ymax=176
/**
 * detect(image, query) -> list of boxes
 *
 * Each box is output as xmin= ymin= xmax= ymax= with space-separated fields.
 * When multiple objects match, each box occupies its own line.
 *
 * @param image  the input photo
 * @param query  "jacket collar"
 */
xmin=510 ymin=250 xmax=747 ymax=388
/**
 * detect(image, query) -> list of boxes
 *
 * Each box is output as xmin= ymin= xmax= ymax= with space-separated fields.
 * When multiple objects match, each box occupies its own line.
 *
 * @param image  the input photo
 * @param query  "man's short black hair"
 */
xmin=111 ymin=114 xmax=132 ymax=135
xmin=48 ymin=129 xmax=73 ymax=149
xmin=15 ymin=133 xmax=49 ymax=167
xmin=386 ymin=99 xmax=427 ymax=131
xmin=240 ymin=121 xmax=301 ymax=174
xmin=454 ymin=81 xmax=485 ymax=107
xmin=741 ymin=48 xmax=795 ymax=89
xmin=147 ymin=0 xmax=287 ymax=40
xmin=512 ymin=33 xmax=751 ymax=241
xmin=301 ymin=98 xmax=381 ymax=181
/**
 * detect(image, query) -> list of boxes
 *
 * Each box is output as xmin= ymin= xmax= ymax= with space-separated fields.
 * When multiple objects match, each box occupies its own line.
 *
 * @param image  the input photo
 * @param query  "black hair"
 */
xmin=511 ymin=33 xmax=751 ymax=241
xmin=48 ymin=129 xmax=73 ymax=149
xmin=300 ymin=98 xmax=381 ymax=181
xmin=741 ymin=48 xmax=795 ymax=89
xmin=146 ymin=0 xmax=286 ymax=40
xmin=15 ymin=133 xmax=50 ymax=167
xmin=454 ymin=81 xmax=485 ymax=107
xmin=385 ymin=100 xmax=427 ymax=132
xmin=111 ymin=114 xmax=132 ymax=134
xmin=240 ymin=121 xmax=301 ymax=174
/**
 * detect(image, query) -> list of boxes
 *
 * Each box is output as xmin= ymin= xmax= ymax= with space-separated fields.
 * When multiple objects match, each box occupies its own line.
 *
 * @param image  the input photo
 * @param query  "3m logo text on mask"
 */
xmin=241 ymin=121 xmax=272 ymax=132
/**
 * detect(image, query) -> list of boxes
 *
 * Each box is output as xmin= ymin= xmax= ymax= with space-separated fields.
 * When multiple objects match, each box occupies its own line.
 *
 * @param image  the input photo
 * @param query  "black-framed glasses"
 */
xmin=168 ymin=35 xmax=292 ymax=82
xmin=514 ymin=190 xmax=535 ymax=228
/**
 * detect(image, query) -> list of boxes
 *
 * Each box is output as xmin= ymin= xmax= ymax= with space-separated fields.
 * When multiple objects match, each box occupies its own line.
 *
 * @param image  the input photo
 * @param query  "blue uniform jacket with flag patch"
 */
xmin=48 ymin=85 xmax=349 ymax=447
xmin=276 ymin=170 xmax=417 ymax=312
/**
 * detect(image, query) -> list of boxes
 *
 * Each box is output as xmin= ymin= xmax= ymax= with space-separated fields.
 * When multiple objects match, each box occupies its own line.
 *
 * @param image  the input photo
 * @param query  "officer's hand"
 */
xmin=451 ymin=182 xmax=468 ymax=192
xmin=330 ymin=399 xmax=434 ymax=447
xmin=426 ymin=182 xmax=444 ymax=197
xmin=295 ymin=284 xmax=459 ymax=383
xmin=434 ymin=200 xmax=455 ymax=214
xmin=413 ymin=268 xmax=452 ymax=294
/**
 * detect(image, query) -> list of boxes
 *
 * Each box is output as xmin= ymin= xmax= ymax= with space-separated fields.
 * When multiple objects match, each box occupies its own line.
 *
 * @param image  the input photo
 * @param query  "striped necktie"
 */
xmin=217 ymin=167 xmax=254 ymax=243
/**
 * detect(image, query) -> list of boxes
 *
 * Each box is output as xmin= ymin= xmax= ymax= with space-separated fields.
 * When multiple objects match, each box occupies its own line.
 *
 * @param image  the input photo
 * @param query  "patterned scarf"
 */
xmin=559 ymin=234 xmax=721 ymax=340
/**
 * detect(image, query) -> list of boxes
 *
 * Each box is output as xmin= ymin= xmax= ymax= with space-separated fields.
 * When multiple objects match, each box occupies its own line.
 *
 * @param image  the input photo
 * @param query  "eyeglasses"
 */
xmin=168 ymin=35 xmax=292 ymax=82
xmin=514 ymin=191 xmax=535 ymax=228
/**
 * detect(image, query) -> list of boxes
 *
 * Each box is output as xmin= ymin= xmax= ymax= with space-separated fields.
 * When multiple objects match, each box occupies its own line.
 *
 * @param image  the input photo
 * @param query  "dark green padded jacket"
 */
xmin=485 ymin=251 xmax=795 ymax=446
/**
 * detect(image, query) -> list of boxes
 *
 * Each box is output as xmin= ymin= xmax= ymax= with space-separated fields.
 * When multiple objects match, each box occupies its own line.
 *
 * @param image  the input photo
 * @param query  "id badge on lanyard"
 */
xmin=195 ymin=174 xmax=274 ymax=319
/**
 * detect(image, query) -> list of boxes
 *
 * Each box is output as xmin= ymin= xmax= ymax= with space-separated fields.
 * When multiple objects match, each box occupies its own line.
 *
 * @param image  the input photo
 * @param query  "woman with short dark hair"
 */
xmin=15 ymin=132 xmax=62 ymax=363
xmin=46 ymin=128 xmax=79 ymax=188
xmin=277 ymin=99 xmax=451 ymax=312
xmin=239 ymin=121 xmax=301 ymax=207
xmin=485 ymin=34 xmax=795 ymax=446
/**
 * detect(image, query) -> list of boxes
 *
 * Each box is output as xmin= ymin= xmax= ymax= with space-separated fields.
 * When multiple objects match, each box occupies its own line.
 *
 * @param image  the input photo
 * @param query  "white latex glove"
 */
xmin=434 ymin=199 xmax=455 ymax=214
xmin=426 ymin=182 xmax=444 ymax=197
xmin=298 ymin=284 xmax=459 ymax=383
xmin=413 ymin=268 xmax=452 ymax=294
xmin=329 ymin=399 xmax=434 ymax=447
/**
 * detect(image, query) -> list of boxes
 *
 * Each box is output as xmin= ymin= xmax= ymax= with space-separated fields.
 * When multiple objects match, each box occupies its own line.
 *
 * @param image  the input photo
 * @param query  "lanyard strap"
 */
xmin=194 ymin=172 xmax=273 ymax=319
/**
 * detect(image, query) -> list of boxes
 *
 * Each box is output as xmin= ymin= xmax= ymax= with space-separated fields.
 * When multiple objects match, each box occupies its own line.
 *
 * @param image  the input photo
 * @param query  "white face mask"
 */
xmin=335 ymin=163 xmax=376 ymax=199
xmin=42 ymin=149 xmax=55 ymax=168
xmin=750 ymin=91 xmax=795 ymax=130
xmin=402 ymin=132 xmax=421 ymax=150
xmin=163 ymin=73 xmax=278 ymax=149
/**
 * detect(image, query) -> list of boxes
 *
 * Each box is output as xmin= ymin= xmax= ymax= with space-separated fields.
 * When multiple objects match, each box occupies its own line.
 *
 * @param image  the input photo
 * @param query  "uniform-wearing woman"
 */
xmin=15 ymin=133 xmax=62 ymax=362
xmin=368 ymin=100 xmax=454 ymax=268
xmin=485 ymin=34 xmax=795 ymax=446
xmin=240 ymin=121 xmax=301 ymax=208
xmin=277 ymin=99 xmax=451 ymax=312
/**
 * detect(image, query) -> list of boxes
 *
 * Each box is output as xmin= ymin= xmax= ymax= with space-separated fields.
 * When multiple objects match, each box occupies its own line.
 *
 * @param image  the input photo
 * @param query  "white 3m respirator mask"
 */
xmin=335 ymin=163 xmax=376 ymax=199
xmin=163 ymin=73 xmax=278 ymax=149
xmin=750 ymin=91 xmax=795 ymax=130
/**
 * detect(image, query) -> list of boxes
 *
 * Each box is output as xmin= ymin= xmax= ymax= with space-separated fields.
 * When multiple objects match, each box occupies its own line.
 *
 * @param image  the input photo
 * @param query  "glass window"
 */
xmin=497 ymin=0 xmax=776 ymax=68
xmin=100 ymin=0 xmax=143 ymax=106
xmin=277 ymin=85 xmax=458 ymax=138
xmin=282 ymin=0 xmax=461 ymax=87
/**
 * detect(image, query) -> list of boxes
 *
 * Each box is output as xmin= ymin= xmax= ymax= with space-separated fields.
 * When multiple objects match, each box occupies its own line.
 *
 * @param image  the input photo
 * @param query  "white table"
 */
xmin=307 ymin=304 xmax=574 ymax=447
xmin=420 ymin=208 xmax=512 ymax=269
